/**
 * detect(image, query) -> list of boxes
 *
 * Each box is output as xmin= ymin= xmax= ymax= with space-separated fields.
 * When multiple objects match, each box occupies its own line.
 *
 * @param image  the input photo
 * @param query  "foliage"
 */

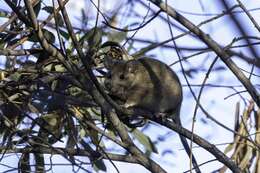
xmin=0 ymin=0 xmax=259 ymax=173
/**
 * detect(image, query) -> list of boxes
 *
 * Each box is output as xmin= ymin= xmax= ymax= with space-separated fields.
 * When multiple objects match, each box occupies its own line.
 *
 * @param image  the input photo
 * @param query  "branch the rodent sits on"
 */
xmin=104 ymin=50 xmax=201 ymax=173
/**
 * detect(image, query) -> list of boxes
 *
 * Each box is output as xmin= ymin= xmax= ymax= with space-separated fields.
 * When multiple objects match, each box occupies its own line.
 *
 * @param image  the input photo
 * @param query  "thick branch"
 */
xmin=124 ymin=107 xmax=242 ymax=173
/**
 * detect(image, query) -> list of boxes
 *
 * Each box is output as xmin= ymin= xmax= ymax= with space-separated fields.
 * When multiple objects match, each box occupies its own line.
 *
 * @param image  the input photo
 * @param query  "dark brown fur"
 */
xmin=105 ymin=58 xmax=182 ymax=114
xmin=105 ymin=57 xmax=201 ymax=173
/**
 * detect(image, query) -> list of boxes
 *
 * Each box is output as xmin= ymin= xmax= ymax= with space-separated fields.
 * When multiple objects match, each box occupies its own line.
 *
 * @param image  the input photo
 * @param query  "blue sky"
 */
xmin=0 ymin=0 xmax=259 ymax=172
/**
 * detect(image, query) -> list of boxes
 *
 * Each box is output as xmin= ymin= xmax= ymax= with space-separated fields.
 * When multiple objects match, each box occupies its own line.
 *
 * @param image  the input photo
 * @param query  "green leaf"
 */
xmin=54 ymin=64 xmax=65 ymax=72
xmin=0 ymin=10 xmax=9 ymax=18
xmin=223 ymin=142 xmax=235 ymax=154
xmin=0 ymin=39 xmax=5 ymax=49
xmin=79 ymin=128 xmax=86 ymax=138
xmin=9 ymin=72 xmax=22 ymax=82
xmin=107 ymin=29 xmax=127 ymax=43
xmin=33 ymin=1 xmax=41 ymax=17
xmin=33 ymin=49 xmax=50 ymax=64
xmin=81 ymin=9 xmax=88 ymax=26
xmin=28 ymin=33 xmax=38 ymax=43
xmin=11 ymin=0 xmax=18 ymax=5
xmin=51 ymin=80 xmax=58 ymax=91
xmin=59 ymin=29 xmax=69 ymax=40
xmin=43 ymin=29 xmax=55 ymax=44
xmin=43 ymin=6 xmax=54 ymax=14
xmin=80 ymin=27 xmax=102 ymax=48
xmin=9 ymin=38 xmax=21 ymax=46
xmin=56 ymin=13 xmax=64 ymax=27
xmin=42 ymin=113 xmax=59 ymax=127
xmin=132 ymin=129 xmax=158 ymax=154
xmin=43 ymin=64 xmax=53 ymax=71
xmin=43 ymin=6 xmax=63 ymax=26
xmin=28 ymin=28 xmax=55 ymax=44
xmin=93 ymin=159 xmax=107 ymax=172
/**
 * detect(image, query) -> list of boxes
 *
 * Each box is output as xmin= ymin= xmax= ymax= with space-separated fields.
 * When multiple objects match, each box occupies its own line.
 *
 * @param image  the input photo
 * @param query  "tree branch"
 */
xmin=148 ymin=0 xmax=260 ymax=107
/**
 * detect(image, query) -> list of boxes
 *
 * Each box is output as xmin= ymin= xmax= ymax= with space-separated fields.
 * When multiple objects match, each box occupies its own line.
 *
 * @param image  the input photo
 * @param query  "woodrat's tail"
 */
xmin=173 ymin=114 xmax=201 ymax=173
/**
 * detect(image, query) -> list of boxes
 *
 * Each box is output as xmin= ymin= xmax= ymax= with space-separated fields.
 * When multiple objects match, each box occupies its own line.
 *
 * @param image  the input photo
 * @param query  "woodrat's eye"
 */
xmin=119 ymin=74 xmax=125 ymax=80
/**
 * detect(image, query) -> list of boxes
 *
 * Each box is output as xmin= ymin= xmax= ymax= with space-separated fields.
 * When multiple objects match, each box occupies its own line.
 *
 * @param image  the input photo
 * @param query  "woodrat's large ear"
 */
xmin=126 ymin=60 xmax=138 ymax=73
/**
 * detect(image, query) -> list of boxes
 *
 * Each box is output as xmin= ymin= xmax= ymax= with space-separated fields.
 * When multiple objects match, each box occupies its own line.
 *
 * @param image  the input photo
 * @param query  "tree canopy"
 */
xmin=0 ymin=0 xmax=259 ymax=173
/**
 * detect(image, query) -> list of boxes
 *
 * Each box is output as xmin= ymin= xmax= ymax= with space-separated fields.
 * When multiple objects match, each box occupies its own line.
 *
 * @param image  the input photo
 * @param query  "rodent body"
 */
xmin=105 ymin=58 xmax=182 ymax=115
xmin=105 ymin=57 xmax=201 ymax=173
